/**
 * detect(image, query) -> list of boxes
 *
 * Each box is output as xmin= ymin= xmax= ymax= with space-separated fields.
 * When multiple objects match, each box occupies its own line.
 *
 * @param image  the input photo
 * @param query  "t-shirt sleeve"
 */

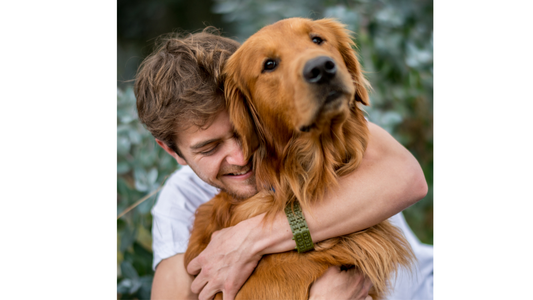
xmin=151 ymin=166 xmax=218 ymax=270
xmin=387 ymin=212 xmax=433 ymax=300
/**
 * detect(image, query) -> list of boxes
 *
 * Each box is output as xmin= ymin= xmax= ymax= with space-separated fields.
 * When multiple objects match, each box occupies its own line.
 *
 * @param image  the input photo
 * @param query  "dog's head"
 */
xmin=224 ymin=18 xmax=370 ymax=159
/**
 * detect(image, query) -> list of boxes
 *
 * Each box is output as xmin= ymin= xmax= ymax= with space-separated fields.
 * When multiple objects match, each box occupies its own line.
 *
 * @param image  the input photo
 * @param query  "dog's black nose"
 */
xmin=303 ymin=56 xmax=337 ymax=84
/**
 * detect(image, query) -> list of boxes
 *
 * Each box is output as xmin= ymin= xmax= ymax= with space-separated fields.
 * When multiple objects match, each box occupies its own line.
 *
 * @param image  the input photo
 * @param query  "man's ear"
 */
xmin=156 ymin=139 xmax=188 ymax=166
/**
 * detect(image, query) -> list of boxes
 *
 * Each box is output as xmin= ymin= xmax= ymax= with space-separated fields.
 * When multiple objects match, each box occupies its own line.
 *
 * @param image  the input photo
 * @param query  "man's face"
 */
xmin=171 ymin=110 xmax=257 ymax=200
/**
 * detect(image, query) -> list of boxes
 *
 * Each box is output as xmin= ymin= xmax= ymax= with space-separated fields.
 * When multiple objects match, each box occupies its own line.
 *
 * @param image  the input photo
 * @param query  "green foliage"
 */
xmin=212 ymin=0 xmax=434 ymax=245
xmin=117 ymin=87 xmax=179 ymax=299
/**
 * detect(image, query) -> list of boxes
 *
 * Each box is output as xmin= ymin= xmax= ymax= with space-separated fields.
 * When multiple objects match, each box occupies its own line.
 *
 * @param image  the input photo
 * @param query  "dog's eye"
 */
xmin=311 ymin=36 xmax=324 ymax=45
xmin=263 ymin=59 xmax=277 ymax=72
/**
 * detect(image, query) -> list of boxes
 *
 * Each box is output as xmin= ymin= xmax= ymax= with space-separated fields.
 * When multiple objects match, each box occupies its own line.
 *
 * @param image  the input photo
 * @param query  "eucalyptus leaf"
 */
xmin=138 ymin=196 xmax=154 ymax=215
xmin=119 ymin=225 xmax=136 ymax=252
xmin=117 ymin=177 xmax=132 ymax=200
xmin=128 ymin=128 xmax=142 ymax=145
xmin=135 ymin=180 xmax=149 ymax=192
xmin=147 ymin=168 xmax=158 ymax=185
xmin=117 ymin=136 xmax=131 ymax=155
xmin=117 ymin=278 xmax=132 ymax=294
xmin=119 ymin=113 xmax=136 ymax=125
xmin=117 ymin=162 xmax=130 ymax=175
xmin=138 ymin=275 xmax=154 ymax=300
xmin=133 ymin=167 xmax=147 ymax=183
xmin=120 ymin=260 xmax=139 ymax=280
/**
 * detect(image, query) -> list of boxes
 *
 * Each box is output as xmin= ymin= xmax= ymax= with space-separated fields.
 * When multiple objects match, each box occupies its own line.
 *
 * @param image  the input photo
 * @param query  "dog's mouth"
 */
xmin=299 ymin=89 xmax=350 ymax=132
xmin=325 ymin=90 xmax=343 ymax=105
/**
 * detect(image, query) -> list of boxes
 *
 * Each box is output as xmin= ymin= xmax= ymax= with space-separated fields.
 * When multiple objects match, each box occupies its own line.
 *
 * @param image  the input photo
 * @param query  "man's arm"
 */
xmin=152 ymin=254 xmax=197 ymax=300
xmin=187 ymin=122 xmax=428 ymax=300
xmin=149 ymin=167 xmax=219 ymax=300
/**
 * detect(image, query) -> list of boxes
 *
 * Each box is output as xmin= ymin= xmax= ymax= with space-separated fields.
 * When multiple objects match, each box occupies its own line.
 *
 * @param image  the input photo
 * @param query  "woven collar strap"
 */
xmin=284 ymin=201 xmax=314 ymax=253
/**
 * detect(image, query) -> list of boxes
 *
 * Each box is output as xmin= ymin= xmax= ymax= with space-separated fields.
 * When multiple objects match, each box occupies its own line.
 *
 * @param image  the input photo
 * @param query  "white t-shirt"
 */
xmin=151 ymin=165 xmax=433 ymax=300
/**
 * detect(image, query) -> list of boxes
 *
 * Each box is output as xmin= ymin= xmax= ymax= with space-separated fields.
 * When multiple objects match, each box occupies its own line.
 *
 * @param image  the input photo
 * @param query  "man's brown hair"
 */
xmin=134 ymin=28 xmax=240 ymax=157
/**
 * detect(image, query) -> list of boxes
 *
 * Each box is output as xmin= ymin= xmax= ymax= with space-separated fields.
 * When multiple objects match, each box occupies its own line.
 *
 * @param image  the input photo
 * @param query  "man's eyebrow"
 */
xmin=190 ymin=139 xmax=220 ymax=150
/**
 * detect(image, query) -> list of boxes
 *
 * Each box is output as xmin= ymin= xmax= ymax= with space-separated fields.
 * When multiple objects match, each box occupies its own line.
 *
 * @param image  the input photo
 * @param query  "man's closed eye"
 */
xmin=199 ymin=144 xmax=219 ymax=155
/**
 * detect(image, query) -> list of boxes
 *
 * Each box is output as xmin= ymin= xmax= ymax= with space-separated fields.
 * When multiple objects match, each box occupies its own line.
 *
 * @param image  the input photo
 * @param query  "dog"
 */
xmin=184 ymin=18 xmax=415 ymax=300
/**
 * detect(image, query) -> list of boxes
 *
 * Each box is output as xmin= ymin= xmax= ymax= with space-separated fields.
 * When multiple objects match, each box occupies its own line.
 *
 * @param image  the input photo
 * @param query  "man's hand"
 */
xmin=186 ymin=220 xmax=264 ymax=300
xmin=309 ymin=266 xmax=373 ymax=300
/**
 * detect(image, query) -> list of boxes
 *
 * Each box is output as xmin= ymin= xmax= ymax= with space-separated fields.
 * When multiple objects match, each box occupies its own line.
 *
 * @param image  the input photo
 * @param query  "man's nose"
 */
xmin=225 ymin=138 xmax=247 ymax=166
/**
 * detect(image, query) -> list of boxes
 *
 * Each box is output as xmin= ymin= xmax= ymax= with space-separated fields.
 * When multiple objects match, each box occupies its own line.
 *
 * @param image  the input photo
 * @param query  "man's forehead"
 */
xmin=178 ymin=110 xmax=233 ymax=149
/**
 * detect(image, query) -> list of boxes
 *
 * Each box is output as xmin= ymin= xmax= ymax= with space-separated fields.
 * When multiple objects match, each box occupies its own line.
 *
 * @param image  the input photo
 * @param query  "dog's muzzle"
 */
xmin=299 ymin=56 xmax=347 ymax=133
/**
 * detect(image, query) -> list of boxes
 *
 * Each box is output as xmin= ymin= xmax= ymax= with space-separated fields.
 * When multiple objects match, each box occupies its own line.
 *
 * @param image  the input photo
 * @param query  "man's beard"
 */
xmin=211 ymin=172 xmax=258 ymax=202
xmin=214 ymin=159 xmax=258 ymax=201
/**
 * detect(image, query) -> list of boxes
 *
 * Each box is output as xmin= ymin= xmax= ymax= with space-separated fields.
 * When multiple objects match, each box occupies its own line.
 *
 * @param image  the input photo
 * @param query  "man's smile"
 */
xmin=222 ymin=160 xmax=253 ymax=179
xmin=225 ymin=168 xmax=253 ymax=180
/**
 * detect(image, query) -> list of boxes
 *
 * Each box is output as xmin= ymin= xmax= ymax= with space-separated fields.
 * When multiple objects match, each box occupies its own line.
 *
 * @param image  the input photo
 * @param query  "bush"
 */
xmin=117 ymin=87 xmax=179 ymax=299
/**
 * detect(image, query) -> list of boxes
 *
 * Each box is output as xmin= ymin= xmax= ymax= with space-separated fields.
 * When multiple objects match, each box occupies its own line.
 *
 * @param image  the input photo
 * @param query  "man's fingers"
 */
xmin=194 ymin=274 xmax=238 ymax=300
xmin=190 ymin=271 xmax=209 ymax=294
xmin=197 ymin=281 xmax=218 ymax=300
xmin=364 ymin=296 xmax=373 ymax=300
xmin=187 ymin=256 xmax=201 ymax=275
xmin=221 ymin=289 xmax=236 ymax=300
xmin=221 ymin=278 xmax=241 ymax=300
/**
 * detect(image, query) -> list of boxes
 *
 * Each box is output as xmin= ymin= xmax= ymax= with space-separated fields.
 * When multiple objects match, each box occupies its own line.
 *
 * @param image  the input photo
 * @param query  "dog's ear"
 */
xmin=224 ymin=57 xmax=259 ymax=160
xmin=316 ymin=19 xmax=370 ymax=106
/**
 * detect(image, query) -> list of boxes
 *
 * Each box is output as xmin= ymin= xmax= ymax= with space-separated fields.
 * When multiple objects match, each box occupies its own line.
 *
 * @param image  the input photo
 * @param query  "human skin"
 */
xmin=158 ymin=110 xmax=258 ymax=201
xmin=308 ymin=266 xmax=374 ymax=300
xmin=154 ymin=111 xmax=427 ymax=300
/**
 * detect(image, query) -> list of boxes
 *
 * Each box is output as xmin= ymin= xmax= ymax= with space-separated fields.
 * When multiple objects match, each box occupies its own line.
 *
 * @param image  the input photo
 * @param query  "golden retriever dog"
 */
xmin=185 ymin=18 xmax=414 ymax=300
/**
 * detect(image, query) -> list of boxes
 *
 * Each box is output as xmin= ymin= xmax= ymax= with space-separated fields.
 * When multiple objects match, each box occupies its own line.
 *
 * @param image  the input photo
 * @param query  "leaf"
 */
xmin=117 ymin=162 xmax=130 ymax=175
xmin=128 ymin=279 xmax=142 ymax=294
xmin=119 ymin=225 xmax=136 ymax=252
xmin=120 ymin=260 xmax=139 ymax=280
xmin=128 ymin=128 xmax=142 ymax=145
xmin=138 ymin=275 xmax=154 ymax=299
xmin=117 ymin=136 xmax=131 ymax=156
xmin=134 ymin=167 xmax=148 ymax=192
xmin=147 ymin=168 xmax=158 ymax=185
xmin=135 ymin=181 xmax=148 ymax=192
xmin=117 ymin=278 xmax=133 ymax=294
xmin=138 ymin=195 xmax=154 ymax=215
xmin=136 ymin=225 xmax=153 ymax=252
xmin=131 ymin=242 xmax=153 ymax=276
xmin=117 ymin=177 xmax=131 ymax=201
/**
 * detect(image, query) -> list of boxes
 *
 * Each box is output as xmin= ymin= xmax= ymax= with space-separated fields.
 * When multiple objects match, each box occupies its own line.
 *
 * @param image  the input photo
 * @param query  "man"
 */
xmin=134 ymin=29 xmax=433 ymax=300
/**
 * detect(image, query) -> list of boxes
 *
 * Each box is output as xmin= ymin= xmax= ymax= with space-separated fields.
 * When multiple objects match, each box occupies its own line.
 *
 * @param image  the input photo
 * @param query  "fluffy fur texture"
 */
xmin=185 ymin=18 xmax=415 ymax=300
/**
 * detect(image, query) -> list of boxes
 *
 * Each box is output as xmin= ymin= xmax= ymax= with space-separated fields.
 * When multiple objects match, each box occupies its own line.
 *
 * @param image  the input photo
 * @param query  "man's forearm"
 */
xmin=252 ymin=122 xmax=427 ymax=255
xmin=305 ymin=122 xmax=427 ymax=243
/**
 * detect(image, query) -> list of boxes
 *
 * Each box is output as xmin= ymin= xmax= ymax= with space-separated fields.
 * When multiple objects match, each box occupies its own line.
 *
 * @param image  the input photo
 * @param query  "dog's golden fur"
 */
xmin=184 ymin=18 xmax=414 ymax=299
